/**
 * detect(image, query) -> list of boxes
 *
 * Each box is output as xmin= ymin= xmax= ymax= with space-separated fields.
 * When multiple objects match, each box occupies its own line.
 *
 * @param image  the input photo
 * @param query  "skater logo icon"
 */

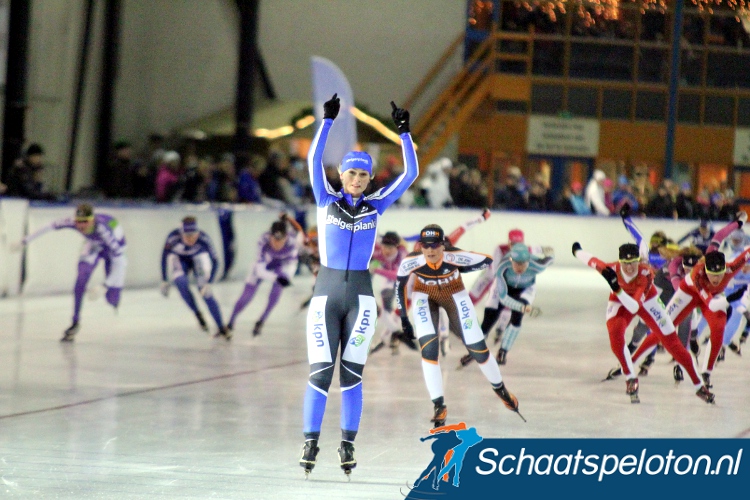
xmin=405 ymin=422 xmax=484 ymax=498
xmin=349 ymin=334 xmax=366 ymax=347
xmin=459 ymin=299 xmax=472 ymax=330
xmin=416 ymin=302 xmax=430 ymax=325
xmin=315 ymin=311 xmax=323 ymax=320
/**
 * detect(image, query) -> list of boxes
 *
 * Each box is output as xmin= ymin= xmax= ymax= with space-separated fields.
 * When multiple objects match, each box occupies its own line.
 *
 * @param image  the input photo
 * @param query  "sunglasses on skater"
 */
xmin=421 ymin=241 xmax=443 ymax=249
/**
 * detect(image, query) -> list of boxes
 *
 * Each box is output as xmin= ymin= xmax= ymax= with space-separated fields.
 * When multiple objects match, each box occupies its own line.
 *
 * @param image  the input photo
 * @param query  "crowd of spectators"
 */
xmin=395 ymin=156 xmax=741 ymax=223
xmin=1 ymin=137 xmax=741 ymax=223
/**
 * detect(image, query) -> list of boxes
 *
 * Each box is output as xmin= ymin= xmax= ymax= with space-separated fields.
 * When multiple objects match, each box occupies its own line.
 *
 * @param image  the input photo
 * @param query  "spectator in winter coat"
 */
xmin=584 ymin=169 xmax=611 ymax=216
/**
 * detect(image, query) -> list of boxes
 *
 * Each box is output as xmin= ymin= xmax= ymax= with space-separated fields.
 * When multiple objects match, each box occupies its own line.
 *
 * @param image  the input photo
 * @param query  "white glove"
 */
xmin=200 ymin=284 xmax=212 ymax=298
xmin=8 ymin=241 xmax=24 ymax=253
xmin=523 ymin=305 xmax=542 ymax=318
xmin=160 ymin=281 xmax=170 ymax=298
xmin=737 ymin=211 xmax=748 ymax=224
xmin=542 ymin=246 xmax=554 ymax=257
xmin=708 ymin=296 xmax=729 ymax=312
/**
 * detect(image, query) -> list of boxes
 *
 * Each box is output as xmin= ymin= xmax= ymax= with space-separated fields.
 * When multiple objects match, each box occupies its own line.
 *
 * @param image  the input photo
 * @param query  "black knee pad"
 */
xmin=339 ymin=359 xmax=363 ymax=387
xmin=308 ymin=362 xmax=334 ymax=391
xmin=466 ymin=340 xmax=490 ymax=363
xmin=510 ymin=309 xmax=525 ymax=327
xmin=419 ymin=334 xmax=439 ymax=362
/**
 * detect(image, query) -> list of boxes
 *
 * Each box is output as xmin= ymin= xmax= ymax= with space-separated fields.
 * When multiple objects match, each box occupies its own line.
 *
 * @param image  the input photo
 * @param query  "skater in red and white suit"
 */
xmin=572 ymin=241 xmax=714 ymax=404
xmin=633 ymin=244 xmax=750 ymax=389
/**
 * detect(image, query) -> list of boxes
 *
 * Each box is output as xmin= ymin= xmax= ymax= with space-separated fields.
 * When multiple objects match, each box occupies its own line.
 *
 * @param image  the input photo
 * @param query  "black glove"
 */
xmin=571 ymin=242 xmax=582 ymax=256
xmin=619 ymin=202 xmax=631 ymax=219
xmin=601 ymin=267 xmax=620 ymax=293
xmin=391 ymin=101 xmax=410 ymax=134
xmin=734 ymin=210 xmax=747 ymax=229
xmin=401 ymin=316 xmax=415 ymax=339
xmin=323 ymin=93 xmax=340 ymax=120
xmin=276 ymin=276 xmax=291 ymax=287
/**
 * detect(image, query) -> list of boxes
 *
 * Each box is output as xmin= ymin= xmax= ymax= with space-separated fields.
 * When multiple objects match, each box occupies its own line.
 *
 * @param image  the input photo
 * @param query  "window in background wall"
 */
xmin=733 ymin=168 xmax=750 ymax=212
xmin=696 ymin=163 xmax=728 ymax=194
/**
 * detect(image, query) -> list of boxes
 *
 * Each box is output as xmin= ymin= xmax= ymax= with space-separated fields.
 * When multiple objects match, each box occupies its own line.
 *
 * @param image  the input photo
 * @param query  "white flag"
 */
xmin=311 ymin=56 xmax=357 ymax=167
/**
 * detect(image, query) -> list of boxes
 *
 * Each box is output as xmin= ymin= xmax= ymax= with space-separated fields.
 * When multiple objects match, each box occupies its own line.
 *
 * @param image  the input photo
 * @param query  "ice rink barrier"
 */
xmin=0 ymin=200 xmax=711 ymax=297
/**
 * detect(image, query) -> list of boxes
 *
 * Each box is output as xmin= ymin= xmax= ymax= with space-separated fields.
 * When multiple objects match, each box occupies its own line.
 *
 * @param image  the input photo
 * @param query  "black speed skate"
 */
xmin=673 ymin=365 xmax=684 ymax=384
xmin=253 ymin=320 xmax=263 ymax=337
xmin=494 ymin=382 xmax=526 ymax=422
xmin=626 ymin=378 xmax=640 ymax=404
xmin=717 ymin=346 xmax=726 ymax=362
xmin=61 ymin=322 xmax=80 ymax=342
xmin=496 ymin=348 xmax=507 ymax=365
xmin=195 ymin=312 xmax=208 ymax=332
xmin=456 ymin=353 xmax=474 ymax=370
xmin=702 ymin=372 xmax=712 ymax=389
xmin=338 ymin=441 xmax=357 ymax=477
xmin=602 ymin=367 xmax=622 ymax=381
xmin=728 ymin=342 xmax=742 ymax=356
xmin=431 ymin=403 xmax=448 ymax=428
xmin=696 ymin=385 xmax=715 ymax=404
xmin=638 ymin=354 xmax=654 ymax=376
xmin=300 ymin=439 xmax=320 ymax=478
xmin=214 ymin=326 xmax=232 ymax=340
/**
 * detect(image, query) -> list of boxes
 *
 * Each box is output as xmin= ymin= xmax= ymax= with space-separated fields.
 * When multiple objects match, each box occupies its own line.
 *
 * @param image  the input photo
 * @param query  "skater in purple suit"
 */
xmin=227 ymin=214 xmax=304 ymax=336
xmin=15 ymin=203 xmax=127 ymax=341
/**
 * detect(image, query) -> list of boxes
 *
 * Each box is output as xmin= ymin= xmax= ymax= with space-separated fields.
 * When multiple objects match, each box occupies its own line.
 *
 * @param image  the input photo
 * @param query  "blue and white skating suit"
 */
xmin=302 ymin=118 xmax=418 ymax=442
xmin=620 ymin=214 xmax=667 ymax=271
xmin=678 ymin=226 xmax=715 ymax=254
xmin=244 ymin=228 xmax=303 ymax=286
xmin=24 ymin=214 xmax=127 ymax=288
xmin=161 ymin=229 xmax=219 ymax=288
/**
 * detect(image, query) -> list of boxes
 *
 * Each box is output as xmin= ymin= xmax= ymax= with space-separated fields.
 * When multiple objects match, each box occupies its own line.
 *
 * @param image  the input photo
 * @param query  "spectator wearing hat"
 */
xmin=7 ymin=143 xmax=55 ymax=200
xmin=645 ymin=181 xmax=677 ymax=219
xmin=555 ymin=180 xmax=591 ymax=215
xmin=612 ymin=175 xmax=639 ymax=216
xmin=155 ymin=151 xmax=183 ymax=203
xmin=584 ymin=169 xmax=611 ymax=216
xmin=675 ymin=182 xmax=696 ymax=219
xmin=493 ymin=166 xmax=528 ymax=211
xmin=419 ymin=157 xmax=454 ymax=208
xmin=572 ymin=240 xmax=714 ymax=404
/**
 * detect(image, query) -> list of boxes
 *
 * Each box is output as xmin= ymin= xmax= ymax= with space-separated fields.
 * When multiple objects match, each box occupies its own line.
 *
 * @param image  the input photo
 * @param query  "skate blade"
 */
xmin=630 ymin=396 xmax=640 ymax=404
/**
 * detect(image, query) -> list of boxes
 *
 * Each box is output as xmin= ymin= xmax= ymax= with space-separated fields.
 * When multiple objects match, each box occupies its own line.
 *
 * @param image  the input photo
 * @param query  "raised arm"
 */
xmin=706 ymin=212 xmax=747 ymax=253
xmin=367 ymin=102 xmax=418 ymax=212
xmin=619 ymin=203 xmax=648 ymax=260
xmin=307 ymin=94 xmax=340 ymax=206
